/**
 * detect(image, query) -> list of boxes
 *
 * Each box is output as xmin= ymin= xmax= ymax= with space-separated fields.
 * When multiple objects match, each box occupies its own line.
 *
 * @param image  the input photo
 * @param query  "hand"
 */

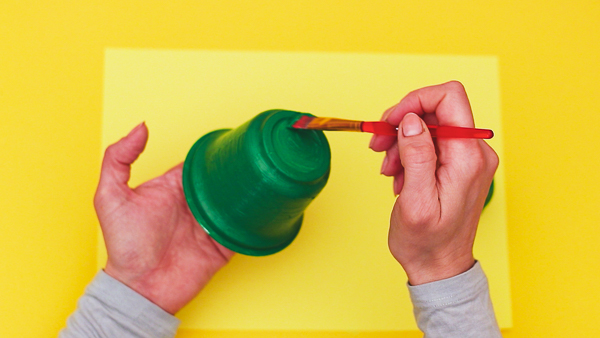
xmin=94 ymin=122 xmax=234 ymax=314
xmin=370 ymin=81 xmax=498 ymax=285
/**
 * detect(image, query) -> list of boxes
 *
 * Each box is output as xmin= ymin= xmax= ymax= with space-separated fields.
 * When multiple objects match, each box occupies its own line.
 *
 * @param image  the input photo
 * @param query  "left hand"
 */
xmin=94 ymin=122 xmax=234 ymax=314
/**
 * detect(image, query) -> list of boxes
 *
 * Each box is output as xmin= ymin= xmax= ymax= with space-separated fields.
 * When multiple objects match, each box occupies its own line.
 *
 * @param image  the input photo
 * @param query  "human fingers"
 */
xmin=385 ymin=81 xmax=474 ymax=128
xmin=396 ymin=113 xmax=439 ymax=217
xmin=95 ymin=122 xmax=148 ymax=200
xmin=380 ymin=142 xmax=401 ymax=177
xmin=370 ymin=105 xmax=398 ymax=152
xmin=463 ymin=140 xmax=499 ymax=206
xmin=393 ymin=169 xmax=405 ymax=196
xmin=387 ymin=81 xmax=484 ymax=172
xmin=158 ymin=162 xmax=235 ymax=261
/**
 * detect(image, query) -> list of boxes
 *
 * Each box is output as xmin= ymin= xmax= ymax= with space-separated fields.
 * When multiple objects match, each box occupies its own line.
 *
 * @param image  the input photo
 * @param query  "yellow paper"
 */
xmin=100 ymin=49 xmax=510 ymax=331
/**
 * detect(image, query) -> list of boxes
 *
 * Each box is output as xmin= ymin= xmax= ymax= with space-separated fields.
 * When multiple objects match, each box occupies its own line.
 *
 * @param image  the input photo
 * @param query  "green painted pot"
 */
xmin=183 ymin=110 xmax=331 ymax=256
xmin=484 ymin=179 xmax=494 ymax=208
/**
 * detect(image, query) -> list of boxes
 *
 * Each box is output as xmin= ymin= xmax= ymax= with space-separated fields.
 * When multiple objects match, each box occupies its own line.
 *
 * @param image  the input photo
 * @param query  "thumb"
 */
xmin=97 ymin=122 xmax=149 ymax=195
xmin=397 ymin=113 xmax=439 ymax=212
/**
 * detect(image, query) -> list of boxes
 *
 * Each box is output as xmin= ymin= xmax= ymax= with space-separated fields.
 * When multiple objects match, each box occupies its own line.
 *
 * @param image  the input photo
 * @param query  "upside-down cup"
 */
xmin=182 ymin=110 xmax=331 ymax=256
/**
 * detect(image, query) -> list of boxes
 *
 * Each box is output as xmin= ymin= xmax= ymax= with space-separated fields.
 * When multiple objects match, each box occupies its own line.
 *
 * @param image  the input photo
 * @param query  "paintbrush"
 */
xmin=291 ymin=116 xmax=494 ymax=139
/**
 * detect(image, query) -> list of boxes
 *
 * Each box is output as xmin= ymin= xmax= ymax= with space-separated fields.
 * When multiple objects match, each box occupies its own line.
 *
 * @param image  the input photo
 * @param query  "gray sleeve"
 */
xmin=407 ymin=261 xmax=501 ymax=338
xmin=59 ymin=271 xmax=180 ymax=338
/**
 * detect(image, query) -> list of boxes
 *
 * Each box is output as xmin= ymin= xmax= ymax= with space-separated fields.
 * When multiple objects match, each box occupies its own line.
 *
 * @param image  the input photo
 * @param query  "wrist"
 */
xmin=402 ymin=255 xmax=475 ymax=285
xmin=104 ymin=265 xmax=180 ymax=315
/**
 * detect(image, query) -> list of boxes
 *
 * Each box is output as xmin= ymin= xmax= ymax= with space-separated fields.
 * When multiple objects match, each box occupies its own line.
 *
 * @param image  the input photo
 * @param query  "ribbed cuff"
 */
xmin=407 ymin=261 xmax=488 ymax=309
xmin=88 ymin=271 xmax=181 ymax=337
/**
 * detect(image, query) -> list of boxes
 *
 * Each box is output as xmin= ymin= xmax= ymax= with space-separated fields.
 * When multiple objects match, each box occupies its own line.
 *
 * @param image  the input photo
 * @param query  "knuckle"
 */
xmin=464 ymin=145 xmax=499 ymax=179
xmin=93 ymin=192 xmax=101 ymax=209
xmin=402 ymin=142 xmax=437 ymax=167
xmin=93 ymin=188 xmax=110 ymax=212
xmin=471 ymin=148 xmax=487 ymax=170
xmin=104 ymin=143 xmax=119 ymax=159
xmin=463 ymin=149 xmax=488 ymax=180
xmin=401 ymin=201 xmax=439 ymax=227
xmin=103 ymin=141 xmax=128 ymax=164
xmin=487 ymin=149 xmax=500 ymax=173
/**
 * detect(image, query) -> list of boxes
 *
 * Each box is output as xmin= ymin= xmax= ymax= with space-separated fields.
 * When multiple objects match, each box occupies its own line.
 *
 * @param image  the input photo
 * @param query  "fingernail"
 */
xmin=380 ymin=155 xmax=389 ymax=174
xmin=402 ymin=113 xmax=423 ymax=137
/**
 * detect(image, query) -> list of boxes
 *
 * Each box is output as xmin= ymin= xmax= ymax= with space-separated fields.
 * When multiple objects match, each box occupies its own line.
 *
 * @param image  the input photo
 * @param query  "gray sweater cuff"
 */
xmin=407 ymin=261 xmax=501 ymax=338
xmin=60 ymin=270 xmax=180 ymax=338
xmin=407 ymin=261 xmax=488 ymax=308
xmin=90 ymin=271 xmax=181 ymax=335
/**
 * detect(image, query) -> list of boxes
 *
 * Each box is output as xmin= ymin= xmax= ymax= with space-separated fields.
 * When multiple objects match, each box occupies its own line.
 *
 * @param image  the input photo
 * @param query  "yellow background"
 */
xmin=1 ymin=1 xmax=599 ymax=337
xmin=100 ymin=49 xmax=509 ymax=330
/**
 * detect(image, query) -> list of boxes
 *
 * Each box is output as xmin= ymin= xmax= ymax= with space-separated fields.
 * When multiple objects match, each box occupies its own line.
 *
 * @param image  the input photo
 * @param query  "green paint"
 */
xmin=183 ymin=110 xmax=331 ymax=256
xmin=484 ymin=180 xmax=494 ymax=208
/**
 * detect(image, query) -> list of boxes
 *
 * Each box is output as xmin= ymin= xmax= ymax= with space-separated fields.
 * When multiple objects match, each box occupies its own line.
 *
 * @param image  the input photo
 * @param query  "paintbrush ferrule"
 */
xmin=313 ymin=118 xmax=363 ymax=132
xmin=297 ymin=117 xmax=363 ymax=132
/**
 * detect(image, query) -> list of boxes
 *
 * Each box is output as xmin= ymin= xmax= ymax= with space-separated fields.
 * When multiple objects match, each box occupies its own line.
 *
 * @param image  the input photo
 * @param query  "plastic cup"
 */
xmin=484 ymin=180 xmax=494 ymax=208
xmin=182 ymin=110 xmax=331 ymax=256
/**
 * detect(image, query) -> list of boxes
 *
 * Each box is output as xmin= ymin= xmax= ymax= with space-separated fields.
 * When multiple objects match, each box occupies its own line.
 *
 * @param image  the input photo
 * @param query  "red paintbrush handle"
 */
xmin=361 ymin=121 xmax=494 ymax=139
xmin=428 ymin=125 xmax=494 ymax=139
xmin=361 ymin=121 xmax=398 ymax=135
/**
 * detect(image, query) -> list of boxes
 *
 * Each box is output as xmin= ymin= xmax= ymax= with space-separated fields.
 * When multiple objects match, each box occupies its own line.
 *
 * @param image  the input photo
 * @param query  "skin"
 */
xmin=94 ymin=122 xmax=234 ymax=315
xmin=92 ymin=81 xmax=496 ymax=316
xmin=370 ymin=81 xmax=499 ymax=285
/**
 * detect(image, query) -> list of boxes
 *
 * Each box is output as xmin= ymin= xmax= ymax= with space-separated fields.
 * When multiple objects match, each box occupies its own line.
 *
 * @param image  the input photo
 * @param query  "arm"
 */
xmin=59 ymin=271 xmax=179 ymax=338
xmin=61 ymin=122 xmax=234 ymax=337
xmin=370 ymin=81 xmax=501 ymax=337
xmin=408 ymin=262 xmax=500 ymax=337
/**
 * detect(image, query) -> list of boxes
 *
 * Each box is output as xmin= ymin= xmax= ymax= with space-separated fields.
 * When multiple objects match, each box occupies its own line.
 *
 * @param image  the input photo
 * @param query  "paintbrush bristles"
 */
xmin=293 ymin=117 xmax=363 ymax=132
xmin=291 ymin=115 xmax=315 ymax=129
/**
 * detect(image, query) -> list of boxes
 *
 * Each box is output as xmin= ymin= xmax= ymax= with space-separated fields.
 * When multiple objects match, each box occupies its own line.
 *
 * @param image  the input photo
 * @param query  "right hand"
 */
xmin=370 ymin=81 xmax=498 ymax=285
